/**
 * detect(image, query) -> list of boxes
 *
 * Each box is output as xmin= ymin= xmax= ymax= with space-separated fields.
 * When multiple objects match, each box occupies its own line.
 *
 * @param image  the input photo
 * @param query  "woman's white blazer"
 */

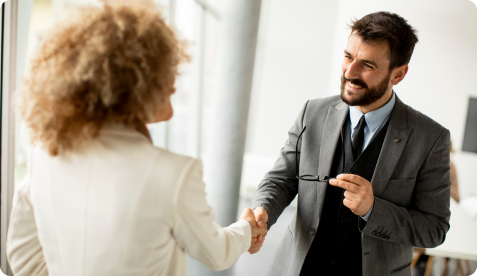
xmin=6 ymin=125 xmax=251 ymax=276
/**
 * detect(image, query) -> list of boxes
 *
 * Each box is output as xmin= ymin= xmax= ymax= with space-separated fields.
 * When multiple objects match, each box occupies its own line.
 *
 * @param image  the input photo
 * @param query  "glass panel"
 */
xmin=149 ymin=0 xmax=221 ymax=159
xmin=15 ymin=0 xmax=54 ymax=184
xmin=0 ymin=4 xmax=3 ymax=117
xmin=153 ymin=0 xmax=202 ymax=157
xmin=200 ymin=12 xmax=219 ymax=158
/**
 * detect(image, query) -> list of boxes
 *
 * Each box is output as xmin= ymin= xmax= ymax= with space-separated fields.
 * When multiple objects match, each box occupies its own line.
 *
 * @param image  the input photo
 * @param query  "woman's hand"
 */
xmin=239 ymin=208 xmax=268 ymax=249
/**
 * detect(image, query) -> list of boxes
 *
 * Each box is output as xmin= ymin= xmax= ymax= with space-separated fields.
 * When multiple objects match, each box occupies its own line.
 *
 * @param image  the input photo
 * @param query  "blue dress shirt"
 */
xmin=349 ymin=92 xmax=396 ymax=221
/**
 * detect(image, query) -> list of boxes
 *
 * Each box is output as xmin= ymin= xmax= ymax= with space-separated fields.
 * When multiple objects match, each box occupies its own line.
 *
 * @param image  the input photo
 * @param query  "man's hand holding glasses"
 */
xmin=295 ymin=126 xmax=374 ymax=217
xmin=329 ymin=174 xmax=374 ymax=217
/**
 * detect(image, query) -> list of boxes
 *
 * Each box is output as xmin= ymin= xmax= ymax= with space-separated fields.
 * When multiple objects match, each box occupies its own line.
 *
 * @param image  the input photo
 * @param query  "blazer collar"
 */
xmin=317 ymin=99 xmax=349 ymax=179
xmin=371 ymin=95 xmax=413 ymax=196
xmin=101 ymin=124 xmax=153 ymax=144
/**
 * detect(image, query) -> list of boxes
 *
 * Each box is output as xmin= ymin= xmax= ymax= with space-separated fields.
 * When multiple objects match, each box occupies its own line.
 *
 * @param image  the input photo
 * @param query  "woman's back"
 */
xmin=6 ymin=2 xmax=262 ymax=274
xmin=8 ymin=126 xmax=251 ymax=275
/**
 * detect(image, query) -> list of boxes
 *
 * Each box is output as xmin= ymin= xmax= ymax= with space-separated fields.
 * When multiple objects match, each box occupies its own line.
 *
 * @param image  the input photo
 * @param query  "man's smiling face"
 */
xmin=340 ymin=34 xmax=393 ymax=108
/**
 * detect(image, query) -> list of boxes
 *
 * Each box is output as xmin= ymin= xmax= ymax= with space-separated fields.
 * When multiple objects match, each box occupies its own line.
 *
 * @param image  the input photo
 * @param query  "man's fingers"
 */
xmin=330 ymin=174 xmax=374 ymax=217
xmin=344 ymin=190 xmax=353 ymax=201
xmin=239 ymin=208 xmax=255 ymax=223
xmin=248 ymin=245 xmax=260 ymax=254
xmin=253 ymin=207 xmax=269 ymax=228
xmin=248 ymin=246 xmax=260 ymax=254
xmin=251 ymin=227 xmax=268 ymax=242
xmin=336 ymin=173 xmax=367 ymax=185
xmin=344 ymin=190 xmax=362 ymax=201
xmin=330 ymin=179 xmax=359 ymax=192
xmin=343 ymin=197 xmax=354 ymax=210
xmin=257 ymin=226 xmax=268 ymax=237
xmin=248 ymin=238 xmax=265 ymax=254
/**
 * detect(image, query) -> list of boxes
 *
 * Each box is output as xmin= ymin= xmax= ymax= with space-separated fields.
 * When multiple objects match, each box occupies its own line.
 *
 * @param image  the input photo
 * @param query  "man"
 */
xmin=249 ymin=12 xmax=451 ymax=276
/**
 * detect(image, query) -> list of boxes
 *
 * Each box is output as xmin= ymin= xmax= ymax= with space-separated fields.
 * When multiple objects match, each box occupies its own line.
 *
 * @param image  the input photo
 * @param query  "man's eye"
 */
xmin=363 ymin=64 xmax=373 ymax=69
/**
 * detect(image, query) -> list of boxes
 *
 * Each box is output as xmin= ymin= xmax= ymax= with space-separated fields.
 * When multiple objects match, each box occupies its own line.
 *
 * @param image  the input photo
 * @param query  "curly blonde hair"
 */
xmin=20 ymin=0 xmax=187 ymax=156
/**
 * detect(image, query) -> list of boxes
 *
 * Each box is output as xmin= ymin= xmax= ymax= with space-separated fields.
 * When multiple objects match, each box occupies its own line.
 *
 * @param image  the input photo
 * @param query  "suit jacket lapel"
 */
xmin=317 ymin=101 xmax=348 ymax=179
xmin=371 ymin=95 xmax=413 ymax=197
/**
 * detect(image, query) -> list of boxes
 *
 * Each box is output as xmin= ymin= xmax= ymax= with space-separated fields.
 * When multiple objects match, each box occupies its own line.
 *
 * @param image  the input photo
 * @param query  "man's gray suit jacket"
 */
xmin=251 ymin=95 xmax=451 ymax=276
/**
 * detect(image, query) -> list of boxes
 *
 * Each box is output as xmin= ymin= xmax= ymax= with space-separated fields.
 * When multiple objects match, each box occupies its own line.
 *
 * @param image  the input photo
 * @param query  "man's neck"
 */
xmin=356 ymin=89 xmax=393 ymax=114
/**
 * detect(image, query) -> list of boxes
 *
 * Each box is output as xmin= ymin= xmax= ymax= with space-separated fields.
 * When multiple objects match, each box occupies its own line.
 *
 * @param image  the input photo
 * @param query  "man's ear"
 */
xmin=391 ymin=64 xmax=409 ymax=86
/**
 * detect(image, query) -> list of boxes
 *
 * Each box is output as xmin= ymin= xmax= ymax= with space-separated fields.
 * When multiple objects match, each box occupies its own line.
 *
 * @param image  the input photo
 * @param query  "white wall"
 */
xmin=243 ymin=0 xmax=477 ymax=199
xmin=246 ymin=0 xmax=341 ymax=158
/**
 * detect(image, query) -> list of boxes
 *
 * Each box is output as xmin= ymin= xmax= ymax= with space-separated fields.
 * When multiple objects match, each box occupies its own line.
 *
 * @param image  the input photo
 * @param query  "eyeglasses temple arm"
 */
xmin=295 ymin=126 xmax=307 ymax=177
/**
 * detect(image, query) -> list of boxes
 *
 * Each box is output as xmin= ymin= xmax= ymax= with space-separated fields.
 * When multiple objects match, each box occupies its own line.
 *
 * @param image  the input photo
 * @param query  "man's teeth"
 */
xmin=348 ymin=82 xmax=363 ymax=89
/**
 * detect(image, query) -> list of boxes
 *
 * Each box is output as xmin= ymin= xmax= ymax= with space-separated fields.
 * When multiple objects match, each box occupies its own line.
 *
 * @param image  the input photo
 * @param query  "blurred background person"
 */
xmin=5 ymin=1 xmax=266 ymax=275
xmin=450 ymin=141 xmax=460 ymax=203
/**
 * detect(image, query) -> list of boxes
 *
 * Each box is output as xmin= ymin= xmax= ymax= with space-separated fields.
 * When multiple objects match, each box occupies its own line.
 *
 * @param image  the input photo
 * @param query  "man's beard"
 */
xmin=340 ymin=72 xmax=391 ymax=106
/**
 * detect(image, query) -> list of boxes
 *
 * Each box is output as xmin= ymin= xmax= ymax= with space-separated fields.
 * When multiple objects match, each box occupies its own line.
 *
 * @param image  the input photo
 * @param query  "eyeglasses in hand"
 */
xmin=295 ymin=126 xmax=345 ymax=182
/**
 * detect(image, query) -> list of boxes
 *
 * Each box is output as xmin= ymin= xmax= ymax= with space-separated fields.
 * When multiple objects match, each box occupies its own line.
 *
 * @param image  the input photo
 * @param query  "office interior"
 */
xmin=1 ymin=0 xmax=477 ymax=275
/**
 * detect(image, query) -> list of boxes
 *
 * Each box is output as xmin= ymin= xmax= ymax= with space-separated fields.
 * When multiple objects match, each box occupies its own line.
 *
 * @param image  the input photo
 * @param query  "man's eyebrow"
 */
xmin=344 ymin=50 xmax=379 ymax=68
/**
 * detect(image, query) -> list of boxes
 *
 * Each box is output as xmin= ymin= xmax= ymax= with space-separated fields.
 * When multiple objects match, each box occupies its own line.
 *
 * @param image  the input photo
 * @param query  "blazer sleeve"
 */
xmin=364 ymin=129 xmax=451 ymax=248
xmin=6 ymin=175 xmax=48 ymax=276
xmin=250 ymin=101 xmax=308 ymax=228
xmin=171 ymin=159 xmax=252 ymax=271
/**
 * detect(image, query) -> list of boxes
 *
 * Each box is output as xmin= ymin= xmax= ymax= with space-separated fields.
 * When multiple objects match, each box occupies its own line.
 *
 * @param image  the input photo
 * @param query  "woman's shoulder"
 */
xmin=149 ymin=147 xmax=202 ymax=183
xmin=155 ymin=147 xmax=199 ymax=167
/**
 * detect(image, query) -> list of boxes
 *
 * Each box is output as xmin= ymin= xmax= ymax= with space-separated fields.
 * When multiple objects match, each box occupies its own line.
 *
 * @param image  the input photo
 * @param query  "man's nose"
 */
xmin=344 ymin=60 xmax=361 ymax=80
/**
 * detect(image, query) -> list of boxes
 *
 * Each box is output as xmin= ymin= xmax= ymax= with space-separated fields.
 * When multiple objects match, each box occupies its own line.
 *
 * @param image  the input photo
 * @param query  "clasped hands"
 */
xmin=240 ymin=174 xmax=374 ymax=254
xmin=239 ymin=208 xmax=268 ymax=254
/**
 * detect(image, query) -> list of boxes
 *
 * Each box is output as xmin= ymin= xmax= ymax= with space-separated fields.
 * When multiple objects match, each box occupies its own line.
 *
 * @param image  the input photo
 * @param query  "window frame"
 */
xmin=1 ymin=1 xmax=17 ymax=274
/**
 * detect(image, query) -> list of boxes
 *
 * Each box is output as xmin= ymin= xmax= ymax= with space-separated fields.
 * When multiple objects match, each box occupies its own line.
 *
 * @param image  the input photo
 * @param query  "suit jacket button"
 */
xmin=309 ymin=228 xmax=316 ymax=236
xmin=330 ymin=260 xmax=336 ymax=265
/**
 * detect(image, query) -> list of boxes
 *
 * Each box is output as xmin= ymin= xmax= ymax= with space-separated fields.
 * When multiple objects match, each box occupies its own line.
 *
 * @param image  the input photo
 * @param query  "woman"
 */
xmin=6 ymin=1 xmax=266 ymax=275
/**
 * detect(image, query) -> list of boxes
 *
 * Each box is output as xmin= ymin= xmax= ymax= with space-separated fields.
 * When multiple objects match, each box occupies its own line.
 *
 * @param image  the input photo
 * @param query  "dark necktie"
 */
xmin=352 ymin=115 xmax=367 ymax=161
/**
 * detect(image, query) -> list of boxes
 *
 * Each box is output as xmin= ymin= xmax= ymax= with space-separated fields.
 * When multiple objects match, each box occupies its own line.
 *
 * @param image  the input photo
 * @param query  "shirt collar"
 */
xmin=349 ymin=92 xmax=396 ymax=131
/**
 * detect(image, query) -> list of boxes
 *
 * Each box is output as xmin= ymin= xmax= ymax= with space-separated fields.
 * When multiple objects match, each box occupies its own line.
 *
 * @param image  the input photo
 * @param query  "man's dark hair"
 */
xmin=349 ymin=12 xmax=418 ymax=70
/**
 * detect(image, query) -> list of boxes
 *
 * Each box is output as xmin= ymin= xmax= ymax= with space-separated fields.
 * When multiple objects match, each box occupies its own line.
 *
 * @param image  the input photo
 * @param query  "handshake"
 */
xmin=239 ymin=207 xmax=269 ymax=254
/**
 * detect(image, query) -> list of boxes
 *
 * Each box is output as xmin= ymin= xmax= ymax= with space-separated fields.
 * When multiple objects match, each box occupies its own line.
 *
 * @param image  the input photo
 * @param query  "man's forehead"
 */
xmin=345 ymin=35 xmax=391 ymax=64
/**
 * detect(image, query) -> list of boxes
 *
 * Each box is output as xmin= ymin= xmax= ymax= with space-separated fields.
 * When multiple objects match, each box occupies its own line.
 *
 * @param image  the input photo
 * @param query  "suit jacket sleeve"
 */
xmin=7 ymin=175 xmax=49 ymax=276
xmin=365 ymin=128 xmax=451 ymax=248
xmin=172 ymin=159 xmax=252 ymax=271
xmin=250 ymin=101 xmax=309 ymax=228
